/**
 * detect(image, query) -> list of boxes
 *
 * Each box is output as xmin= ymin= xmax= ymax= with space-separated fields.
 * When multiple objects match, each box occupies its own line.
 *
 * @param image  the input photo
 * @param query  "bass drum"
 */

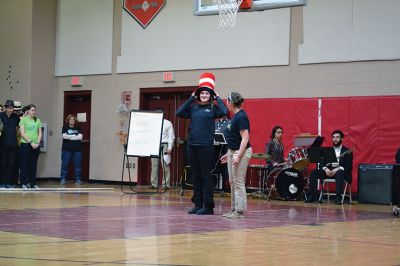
xmin=275 ymin=167 xmax=304 ymax=200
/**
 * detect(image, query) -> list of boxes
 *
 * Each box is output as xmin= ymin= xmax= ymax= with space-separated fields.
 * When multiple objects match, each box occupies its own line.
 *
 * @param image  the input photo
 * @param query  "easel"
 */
xmin=120 ymin=110 xmax=166 ymax=195
xmin=121 ymin=144 xmax=164 ymax=194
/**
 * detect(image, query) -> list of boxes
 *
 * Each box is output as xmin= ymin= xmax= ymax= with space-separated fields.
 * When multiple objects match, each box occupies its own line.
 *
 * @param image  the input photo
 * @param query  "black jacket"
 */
xmin=324 ymin=145 xmax=353 ymax=183
xmin=176 ymin=95 xmax=227 ymax=146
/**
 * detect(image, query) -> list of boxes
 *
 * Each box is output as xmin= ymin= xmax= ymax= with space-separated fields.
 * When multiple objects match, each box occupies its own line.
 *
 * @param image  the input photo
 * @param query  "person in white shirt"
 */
xmin=305 ymin=130 xmax=353 ymax=204
xmin=151 ymin=116 xmax=175 ymax=189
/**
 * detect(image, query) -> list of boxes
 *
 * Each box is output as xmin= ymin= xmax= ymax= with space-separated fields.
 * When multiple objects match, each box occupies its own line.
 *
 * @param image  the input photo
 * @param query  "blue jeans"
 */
xmin=60 ymin=151 xmax=82 ymax=182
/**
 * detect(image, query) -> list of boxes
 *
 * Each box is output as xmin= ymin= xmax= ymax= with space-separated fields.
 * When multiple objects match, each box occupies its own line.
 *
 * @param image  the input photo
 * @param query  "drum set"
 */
xmin=247 ymin=147 xmax=310 ymax=200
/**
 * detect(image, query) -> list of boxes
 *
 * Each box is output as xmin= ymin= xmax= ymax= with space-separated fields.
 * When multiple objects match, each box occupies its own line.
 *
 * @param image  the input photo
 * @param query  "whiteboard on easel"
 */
xmin=126 ymin=110 xmax=164 ymax=157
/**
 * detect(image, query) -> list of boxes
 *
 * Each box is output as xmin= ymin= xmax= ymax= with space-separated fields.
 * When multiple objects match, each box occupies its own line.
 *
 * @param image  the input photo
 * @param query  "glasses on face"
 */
xmin=276 ymin=131 xmax=283 ymax=134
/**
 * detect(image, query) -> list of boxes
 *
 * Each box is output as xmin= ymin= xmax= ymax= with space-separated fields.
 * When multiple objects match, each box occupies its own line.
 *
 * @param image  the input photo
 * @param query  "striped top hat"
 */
xmin=195 ymin=72 xmax=216 ymax=98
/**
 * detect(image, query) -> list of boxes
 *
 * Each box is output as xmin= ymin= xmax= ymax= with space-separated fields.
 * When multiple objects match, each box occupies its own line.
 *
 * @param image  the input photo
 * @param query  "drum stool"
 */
xmin=318 ymin=179 xmax=352 ymax=204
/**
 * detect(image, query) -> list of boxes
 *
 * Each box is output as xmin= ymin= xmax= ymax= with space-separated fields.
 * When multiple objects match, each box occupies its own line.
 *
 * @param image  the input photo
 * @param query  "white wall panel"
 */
xmin=299 ymin=0 xmax=400 ymax=64
xmin=352 ymin=0 xmax=400 ymax=61
xmin=298 ymin=0 xmax=352 ymax=64
xmin=117 ymin=0 xmax=290 ymax=73
xmin=0 ymin=0 xmax=32 ymax=104
xmin=55 ymin=0 xmax=113 ymax=76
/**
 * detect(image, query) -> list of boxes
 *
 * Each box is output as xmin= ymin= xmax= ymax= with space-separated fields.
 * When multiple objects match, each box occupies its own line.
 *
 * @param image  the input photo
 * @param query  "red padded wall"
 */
xmin=242 ymin=95 xmax=400 ymax=193
xmin=243 ymin=99 xmax=271 ymax=158
xmin=378 ymin=97 xmax=400 ymax=163
xmin=348 ymin=97 xmax=379 ymax=169
xmin=243 ymin=98 xmax=318 ymax=165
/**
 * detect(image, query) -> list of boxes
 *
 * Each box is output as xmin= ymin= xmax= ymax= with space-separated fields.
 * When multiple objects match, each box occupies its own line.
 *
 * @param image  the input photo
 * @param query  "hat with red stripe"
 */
xmin=195 ymin=72 xmax=216 ymax=98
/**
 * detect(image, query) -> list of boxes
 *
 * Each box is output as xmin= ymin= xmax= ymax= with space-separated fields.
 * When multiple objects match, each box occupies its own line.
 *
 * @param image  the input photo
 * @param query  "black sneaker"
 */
xmin=188 ymin=206 xmax=202 ymax=214
xmin=196 ymin=207 xmax=214 ymax=215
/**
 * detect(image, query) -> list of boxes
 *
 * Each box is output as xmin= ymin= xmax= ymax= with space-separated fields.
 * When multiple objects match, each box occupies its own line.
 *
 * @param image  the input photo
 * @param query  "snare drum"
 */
xmin=246 ymin=164 xmax=268 ymax=189
xmin=275 ymin=167 xmax=304 ymax=199
xmin=288 ymin=147 xmax=309 ymax=171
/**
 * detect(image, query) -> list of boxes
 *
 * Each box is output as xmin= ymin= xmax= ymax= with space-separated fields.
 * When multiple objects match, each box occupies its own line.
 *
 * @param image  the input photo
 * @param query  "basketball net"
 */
xmin=213 ymin=0 xmax=243 ymax=29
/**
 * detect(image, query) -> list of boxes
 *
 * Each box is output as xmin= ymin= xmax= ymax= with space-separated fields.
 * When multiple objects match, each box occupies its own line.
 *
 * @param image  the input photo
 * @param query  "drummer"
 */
xmin=265 ymin=126 xmax=286 ymax=173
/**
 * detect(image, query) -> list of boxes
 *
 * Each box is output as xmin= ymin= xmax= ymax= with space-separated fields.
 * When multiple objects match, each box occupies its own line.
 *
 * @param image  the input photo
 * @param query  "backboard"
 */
xmin=194 ymin=0 xmax=307 ymax=16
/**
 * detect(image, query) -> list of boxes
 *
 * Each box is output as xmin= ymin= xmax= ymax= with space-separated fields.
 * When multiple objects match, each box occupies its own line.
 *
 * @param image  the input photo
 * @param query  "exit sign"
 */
xmin=163 ymin=72 xmax=175 ymax=83
xmin=70 ymin=76 xmax=83 ymax=86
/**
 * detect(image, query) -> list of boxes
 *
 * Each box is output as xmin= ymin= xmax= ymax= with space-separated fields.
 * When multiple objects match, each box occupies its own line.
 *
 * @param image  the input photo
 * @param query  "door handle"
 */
xmin=82 ymin=139 xmax=90 ymax=143
xmin=176 ymin=137 xmax=184 ymax=147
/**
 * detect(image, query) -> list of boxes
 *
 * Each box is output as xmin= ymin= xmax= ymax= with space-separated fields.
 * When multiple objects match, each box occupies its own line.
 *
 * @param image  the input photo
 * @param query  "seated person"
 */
xmin=265 ymin=126 xmax=285 ymax=173
xmin=305 ymin=129 xmax=353 ymax=205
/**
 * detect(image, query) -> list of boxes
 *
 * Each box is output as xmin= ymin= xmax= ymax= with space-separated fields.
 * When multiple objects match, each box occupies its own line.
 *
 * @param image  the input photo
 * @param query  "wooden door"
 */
xmin=138 ymin=87 xmax=194 ymax=186
xmin=63 ymin=91 xmax=91 ymax=181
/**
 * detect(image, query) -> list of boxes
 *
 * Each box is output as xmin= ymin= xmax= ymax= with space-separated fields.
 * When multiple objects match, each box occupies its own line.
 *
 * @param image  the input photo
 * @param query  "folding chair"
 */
xmin=318 ymin=178 xmax=352 ymax=204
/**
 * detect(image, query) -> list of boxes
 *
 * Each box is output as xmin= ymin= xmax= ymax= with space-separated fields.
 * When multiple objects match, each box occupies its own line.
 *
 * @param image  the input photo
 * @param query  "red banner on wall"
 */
xmin=123 ymin=0 xmax=166 ymax=28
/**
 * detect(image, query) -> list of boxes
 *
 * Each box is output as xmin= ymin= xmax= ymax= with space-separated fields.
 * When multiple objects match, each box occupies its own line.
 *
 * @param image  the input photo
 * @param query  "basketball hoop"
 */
xmin=213 ymin=0 xmax=244 ymax=29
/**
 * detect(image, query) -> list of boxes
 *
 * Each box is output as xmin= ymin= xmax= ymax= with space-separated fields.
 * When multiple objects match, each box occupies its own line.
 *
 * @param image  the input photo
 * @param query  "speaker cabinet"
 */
xmin=392 ymin=165 xmax=400 ymax=206
xmin=358 ymin=164 xmax=394 ymax=204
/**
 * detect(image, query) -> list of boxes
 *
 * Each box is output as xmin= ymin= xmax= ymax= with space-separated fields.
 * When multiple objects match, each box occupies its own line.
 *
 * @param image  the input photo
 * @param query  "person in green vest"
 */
xmin=19 ymin=104 xmax=42 ymax=189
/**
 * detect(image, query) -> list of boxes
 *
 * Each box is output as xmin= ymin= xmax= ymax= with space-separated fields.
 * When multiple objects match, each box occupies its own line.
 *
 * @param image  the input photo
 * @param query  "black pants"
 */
xmin=1 ymin=146 xmax=17 ymax=186
xmin=20 ymin=143 xmax=40 ymax=186
xmin=309 ymin=168 xmax=351 ymax=198
xmin=188 ymin=145 xmax=215 ymax=209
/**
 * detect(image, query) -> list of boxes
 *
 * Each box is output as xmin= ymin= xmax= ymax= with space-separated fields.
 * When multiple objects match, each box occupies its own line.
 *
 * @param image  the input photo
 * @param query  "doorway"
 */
xmin=138 ymin=87 xmax=195 ymax=186
xmin=63 ymin=90 xmax=91 ymax=181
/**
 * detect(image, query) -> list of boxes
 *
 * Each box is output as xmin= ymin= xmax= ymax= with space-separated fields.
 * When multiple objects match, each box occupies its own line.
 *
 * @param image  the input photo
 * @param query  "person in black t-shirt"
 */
xmin=60 ymin=114 xmax=83 ymax=185
xmin=220 ymin=92 xmax=252 ymax=219
xmin=0 ymin=100 xmax=20 ymax=188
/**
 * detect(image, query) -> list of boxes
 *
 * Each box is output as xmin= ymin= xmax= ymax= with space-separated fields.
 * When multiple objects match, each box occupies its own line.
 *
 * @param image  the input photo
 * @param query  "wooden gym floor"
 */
xmin=0 ymin=181 xmax=399 ymax=266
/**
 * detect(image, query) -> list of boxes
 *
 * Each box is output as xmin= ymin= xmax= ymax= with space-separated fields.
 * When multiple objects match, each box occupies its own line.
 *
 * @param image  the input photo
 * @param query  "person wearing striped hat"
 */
xmin=176 ymin=72 xmax=228 ymax=215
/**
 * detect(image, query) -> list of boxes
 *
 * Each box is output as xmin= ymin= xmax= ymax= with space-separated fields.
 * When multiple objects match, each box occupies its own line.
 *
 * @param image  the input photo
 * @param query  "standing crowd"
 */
xmin=0 ymin=100 xmax=42 ymax=189
xmin=0 ymin=100 xmax=83 ymax=189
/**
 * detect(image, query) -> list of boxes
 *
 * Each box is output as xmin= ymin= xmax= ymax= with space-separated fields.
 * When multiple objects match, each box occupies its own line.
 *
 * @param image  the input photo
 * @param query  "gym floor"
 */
xmin=0 ymin=181 xmax=399 ymax=266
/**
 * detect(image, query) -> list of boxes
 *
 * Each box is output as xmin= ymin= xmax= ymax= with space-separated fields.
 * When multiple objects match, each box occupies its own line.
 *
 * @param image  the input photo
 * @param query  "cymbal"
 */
xmin=251 ymin=153 xmax=270 ymax=159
